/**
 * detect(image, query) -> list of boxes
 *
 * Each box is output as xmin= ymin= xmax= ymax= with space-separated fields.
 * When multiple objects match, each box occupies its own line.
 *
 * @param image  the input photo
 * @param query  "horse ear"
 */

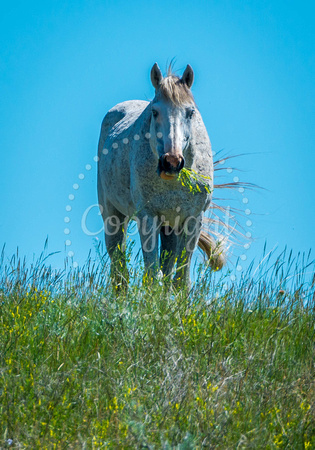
xmin=151 ymin=63 xmax=163 ymax=89
xmin=181 ymin=64 xmax=194 ymax=89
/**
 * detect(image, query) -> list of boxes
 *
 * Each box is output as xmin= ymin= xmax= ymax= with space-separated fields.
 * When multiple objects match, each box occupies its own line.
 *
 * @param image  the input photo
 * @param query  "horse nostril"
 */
xmin=159 ymin=154 xmax=171 ymax=172
xmin=159 ymin=153 xmax=185 ymax=173
xmin=178 ymin=156 xmax=185 ymax=171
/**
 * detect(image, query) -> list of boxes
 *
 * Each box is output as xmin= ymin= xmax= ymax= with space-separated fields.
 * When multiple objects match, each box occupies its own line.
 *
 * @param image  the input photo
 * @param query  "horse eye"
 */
xmin=152 ymin=109 xmax=159 ymax=118
xmin=186 ymin=108 xmax=195 ymax=119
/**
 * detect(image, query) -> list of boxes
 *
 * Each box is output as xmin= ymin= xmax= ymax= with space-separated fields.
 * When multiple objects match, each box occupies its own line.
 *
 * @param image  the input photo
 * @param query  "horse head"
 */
xmin=149 ymin=63 xmax=196 ymax=181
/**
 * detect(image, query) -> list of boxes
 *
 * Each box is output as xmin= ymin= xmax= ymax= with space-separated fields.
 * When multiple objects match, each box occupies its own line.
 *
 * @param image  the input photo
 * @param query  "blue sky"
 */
xmin=1 ymin=0 xmax=314 ymax=276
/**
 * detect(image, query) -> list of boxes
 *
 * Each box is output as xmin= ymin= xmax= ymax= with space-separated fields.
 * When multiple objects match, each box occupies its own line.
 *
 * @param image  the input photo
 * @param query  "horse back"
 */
xmin=98 ymin=101 xmax=149 ymax=157
xmin=98 ymin=100 xmax=149 ymax=218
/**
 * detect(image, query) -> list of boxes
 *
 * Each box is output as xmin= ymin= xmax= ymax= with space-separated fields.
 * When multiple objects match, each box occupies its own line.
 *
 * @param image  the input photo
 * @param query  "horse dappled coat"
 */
xmin=98 ymin=63 xmax=224 ymax=289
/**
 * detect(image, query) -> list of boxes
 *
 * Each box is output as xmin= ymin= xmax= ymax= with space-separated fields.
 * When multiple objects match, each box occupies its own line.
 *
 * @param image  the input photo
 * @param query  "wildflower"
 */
xmin=300 ymin=402 xmax=311 ymax=411
xmin=178 ymin=168 xmax=212 ymax=195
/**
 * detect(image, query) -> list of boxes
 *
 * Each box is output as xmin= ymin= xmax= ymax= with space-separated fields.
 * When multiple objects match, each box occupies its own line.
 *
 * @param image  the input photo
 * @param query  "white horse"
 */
xmin=98 ymin=63 xmax=225 ymax=289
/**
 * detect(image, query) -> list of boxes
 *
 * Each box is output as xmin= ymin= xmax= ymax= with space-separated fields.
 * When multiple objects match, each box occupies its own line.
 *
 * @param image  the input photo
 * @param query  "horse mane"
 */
xmin=157 ymin=65 xmax=195 ymax=106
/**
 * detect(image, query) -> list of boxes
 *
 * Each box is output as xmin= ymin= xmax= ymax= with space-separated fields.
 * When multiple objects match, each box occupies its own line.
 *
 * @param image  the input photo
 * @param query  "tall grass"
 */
xmin=0 ymin=245 xmax=314 ymax=448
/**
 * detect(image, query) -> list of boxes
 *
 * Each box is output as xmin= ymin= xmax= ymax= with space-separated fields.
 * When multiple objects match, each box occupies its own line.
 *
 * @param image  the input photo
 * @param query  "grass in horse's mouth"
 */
xmin=178 ymin=168 xmax=213 ymax=194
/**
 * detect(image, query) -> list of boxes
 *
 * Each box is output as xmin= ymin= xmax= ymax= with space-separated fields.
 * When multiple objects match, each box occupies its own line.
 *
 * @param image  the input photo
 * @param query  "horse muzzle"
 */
xmin=158 ymin=153 xmax=185 ymax=180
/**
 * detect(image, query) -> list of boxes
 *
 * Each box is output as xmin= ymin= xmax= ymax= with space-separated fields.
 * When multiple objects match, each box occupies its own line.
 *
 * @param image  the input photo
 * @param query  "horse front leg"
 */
xmin=160 ymin=225 xmax=178 ymax=280
xmin=137 ymin=212 xmax=161 ymax=283
xmin=102 ymin=201 xmax=129 ymax=291
xmin=173 ymin=215 xmax=202 ymax=290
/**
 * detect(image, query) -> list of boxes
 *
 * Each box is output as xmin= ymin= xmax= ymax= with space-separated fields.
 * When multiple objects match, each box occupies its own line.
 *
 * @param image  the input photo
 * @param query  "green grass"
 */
xmin=178 ymin=168 xmax=212 ymax=194
xmin=0 ymin=248 xmax=314 ymax=448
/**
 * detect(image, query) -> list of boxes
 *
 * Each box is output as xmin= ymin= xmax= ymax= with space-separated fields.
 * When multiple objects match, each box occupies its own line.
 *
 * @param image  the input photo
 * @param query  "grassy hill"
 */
xmin=0 ymin=249 xmax=314 ymax=448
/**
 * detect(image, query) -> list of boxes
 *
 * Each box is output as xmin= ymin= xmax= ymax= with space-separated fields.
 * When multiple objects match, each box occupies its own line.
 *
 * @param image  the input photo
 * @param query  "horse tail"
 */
xmin=198 ymin=231 xmax=226 ymax=271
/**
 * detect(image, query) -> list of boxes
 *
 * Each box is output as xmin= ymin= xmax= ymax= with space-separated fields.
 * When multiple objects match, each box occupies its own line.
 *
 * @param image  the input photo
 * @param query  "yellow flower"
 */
xmin=300 ymin=402 xmax=311 ymax=411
